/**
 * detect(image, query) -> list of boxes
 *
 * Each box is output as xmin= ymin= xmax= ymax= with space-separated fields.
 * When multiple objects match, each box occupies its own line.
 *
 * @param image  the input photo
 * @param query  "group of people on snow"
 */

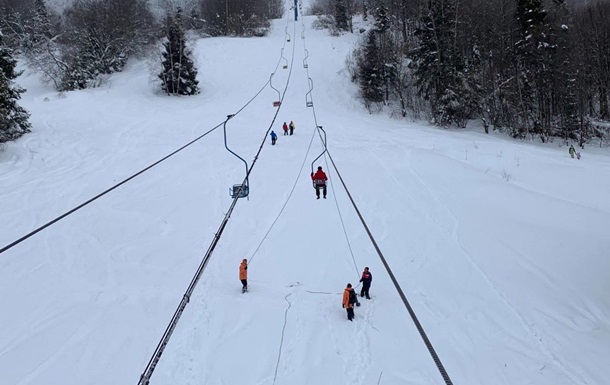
xmin=342 ymin=267 xmax=373 ymax=321
xmin=270 ymin=121 xmax=296 ymax=146
xmin=240 ymin=259 xmax=373 ymax=322
xmin=245 ymin=119 xmax=367 ymax=321
xmin=283 ymin=121 xmax=295 ymax=136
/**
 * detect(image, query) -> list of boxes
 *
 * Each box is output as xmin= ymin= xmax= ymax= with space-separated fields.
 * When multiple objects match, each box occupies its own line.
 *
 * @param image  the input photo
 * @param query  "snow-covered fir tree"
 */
xmin=358 ymin=31 xmax=383 ymax=109
xmin=513 ymin=0 xmax=555 ymax=137
xmin=373 ymin=3 xmax=390 ymax=102
xmin=24 ymin=0 xmax=53 ymax=51
xmin=410 ymin=0 xmax=475 ymax=127
xmin=0 ymin=31 xmax=31 ymax=143
xmin=373 ymin=3 xmax=389 ymax=34
xmin=60 ymin=33 xmax=103 ymax=91
xmin=335 ymin=0 xmax=349 ymax=31
xmin=159 ymin=8 xmax=199 ymax=96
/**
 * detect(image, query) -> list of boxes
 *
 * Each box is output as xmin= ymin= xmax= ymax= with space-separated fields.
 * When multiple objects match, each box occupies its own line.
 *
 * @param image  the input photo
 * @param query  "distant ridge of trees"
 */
xmin=0 ymin=0 xmax=283 ymax=92
xmin=313 ymin=0 xmax=610 ymax=145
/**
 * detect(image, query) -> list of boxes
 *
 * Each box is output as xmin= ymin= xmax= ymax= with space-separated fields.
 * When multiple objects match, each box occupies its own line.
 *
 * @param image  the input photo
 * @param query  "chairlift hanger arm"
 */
xmin=223 ymin=115 xmax=250 ymax=191
xmin=311 ymin=126 xmax=327 ymax=173
xmin=270 ymin=73 xmax=281 ymax=106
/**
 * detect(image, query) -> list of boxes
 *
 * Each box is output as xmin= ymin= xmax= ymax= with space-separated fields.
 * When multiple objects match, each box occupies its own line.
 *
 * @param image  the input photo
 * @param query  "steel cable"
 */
xmin=137 ymin=17 xmax=298 ymax=385
xmin=300 ymin=16 xmax=455 ymax=385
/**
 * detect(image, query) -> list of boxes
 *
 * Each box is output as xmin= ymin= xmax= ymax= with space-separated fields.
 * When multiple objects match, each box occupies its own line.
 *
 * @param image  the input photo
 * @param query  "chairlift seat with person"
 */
xmin=312 ymin=179 xmax=327 ymax=188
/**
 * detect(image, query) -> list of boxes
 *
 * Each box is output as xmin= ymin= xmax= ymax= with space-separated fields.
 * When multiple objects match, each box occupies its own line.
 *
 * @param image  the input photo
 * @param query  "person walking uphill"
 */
xmin=282 ymin=122 xmax=289 ymax=136
xmin=342 ymin=283 xmax=358 ymax=321
xmin=289 ymin=121 xmax=295 ymax=135
xmin=311 ymin=166 xmax=327 ymax=199
xmin=239 ymin=259 xmax=248 ymax=293
xmin=569 ymin=145 xmax=576 ymax=159
xmin=270 ymin=130 xmax=277 ymax=145
xmin=359 ymin=267 xmax=372 ymax=299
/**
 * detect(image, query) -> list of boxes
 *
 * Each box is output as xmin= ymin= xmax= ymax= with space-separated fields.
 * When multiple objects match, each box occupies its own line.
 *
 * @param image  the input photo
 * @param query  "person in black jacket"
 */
xmin=359 ymin=267 xmax=372 ymax=299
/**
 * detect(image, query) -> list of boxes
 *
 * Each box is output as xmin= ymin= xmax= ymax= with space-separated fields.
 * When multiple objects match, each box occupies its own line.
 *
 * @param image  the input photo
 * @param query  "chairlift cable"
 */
xmin=247 ymin=123 xmax=318 ymax=264
xmin=0 ymin=15 xmax=291 ymax=257
xmin=300 ymin=17 xmax=455 ymax=385
xmin=137 ymin=17 xmax=299 ymax=385
xmin=321 ymin=152 xmax=359 ymax=278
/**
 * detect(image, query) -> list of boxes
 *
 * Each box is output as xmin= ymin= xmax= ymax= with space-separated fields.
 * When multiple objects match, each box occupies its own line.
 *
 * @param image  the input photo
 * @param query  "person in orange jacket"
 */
xmin=239 ymin=259 xmax=248 ymax=293
xmin=310 ymin=166 xmax=328 ymax=199
xmin=342 ymin=283 xmax=358 ymax=321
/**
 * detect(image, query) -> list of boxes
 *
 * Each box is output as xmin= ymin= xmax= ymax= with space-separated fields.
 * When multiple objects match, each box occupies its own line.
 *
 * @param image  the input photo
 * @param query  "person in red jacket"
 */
xmin=282 ymin=122 xmax=289 ymax=135
xmin=310 ymin=166 xmax=327 ymax=199
xmin=359 ymin=267 xmax=372 ymax=299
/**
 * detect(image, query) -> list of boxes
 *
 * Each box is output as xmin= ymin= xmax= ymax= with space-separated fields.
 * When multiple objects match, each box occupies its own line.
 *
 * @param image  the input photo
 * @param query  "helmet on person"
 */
xmin=317 ymin=166 xmax=322 ymax=171
xmin=347 ymin=283 xmax=352 ymax=288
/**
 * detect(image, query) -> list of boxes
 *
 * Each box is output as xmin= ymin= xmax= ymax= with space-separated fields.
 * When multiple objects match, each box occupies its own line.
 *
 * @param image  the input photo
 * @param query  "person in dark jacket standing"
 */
xmin=270 ymin=130 xmax=277 ymax=145
xmin=342 ymin=283 xmax=357 ymax=321
xmin=239 ymin=259 xmax=248 ymax=293
xmin=359 ymin=267 xmax=372 ymax=299
xmin=289 ymin=121 xmax=295 ymax=135
xmin=310 ymin=166 xmax=328 ymax=199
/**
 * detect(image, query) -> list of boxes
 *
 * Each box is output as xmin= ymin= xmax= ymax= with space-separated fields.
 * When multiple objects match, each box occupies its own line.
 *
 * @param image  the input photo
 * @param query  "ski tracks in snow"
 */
xmin=407 ymin=149 xmax=585 ymax=384
xmin=271 ymin=287 xmax=302 ymax=385
xmin=322 ymin=293 xmax=374 ymax=385
xmin=363 ymin=143 xmax=585 ymax=383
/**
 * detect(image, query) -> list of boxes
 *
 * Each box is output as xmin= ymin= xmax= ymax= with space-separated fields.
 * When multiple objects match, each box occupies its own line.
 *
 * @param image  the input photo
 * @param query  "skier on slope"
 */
xmin=289 ymin=121 xmax=295 ymax=135
xmin=270 ymin=130 xmax=277 ymax=145
xmin=239 ymin=259 xmax=248 ymax=293
xmin=342 ymin=283 xmax=358 ymax=321
xmin=282 ymin=122 xmax=289 ymax=136
xmin=569 ymin=145 xmax=576 ymax=159
xmin=310 ymin=166 xmax=327 ymax=199
xmin=359 ymin=267 xmax=372 ymax=299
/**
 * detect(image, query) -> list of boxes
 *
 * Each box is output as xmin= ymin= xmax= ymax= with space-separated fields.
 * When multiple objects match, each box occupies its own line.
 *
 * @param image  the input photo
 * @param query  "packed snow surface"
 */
xmin=1 ymin=11 xmax=610 ymax=385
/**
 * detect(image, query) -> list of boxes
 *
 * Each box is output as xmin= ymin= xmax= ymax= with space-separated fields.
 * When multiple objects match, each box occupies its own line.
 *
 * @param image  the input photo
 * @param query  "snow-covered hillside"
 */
xmin=1 ymin=11 xmax=609 ymax=385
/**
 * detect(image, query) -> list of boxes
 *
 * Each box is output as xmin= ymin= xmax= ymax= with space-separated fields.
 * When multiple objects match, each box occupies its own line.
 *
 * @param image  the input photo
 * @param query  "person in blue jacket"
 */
xmin=270 ymin=130 xmax=277 ymax=145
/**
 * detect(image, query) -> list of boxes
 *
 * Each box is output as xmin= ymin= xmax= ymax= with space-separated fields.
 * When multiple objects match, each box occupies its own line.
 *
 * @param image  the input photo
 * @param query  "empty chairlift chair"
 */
xmin=270 ymin=73 xmax=281 ymax=107
xmin=223 ymin=115 xmax=250 ymax=199
xmin=306 ymin=78 xmax=314 ymax=107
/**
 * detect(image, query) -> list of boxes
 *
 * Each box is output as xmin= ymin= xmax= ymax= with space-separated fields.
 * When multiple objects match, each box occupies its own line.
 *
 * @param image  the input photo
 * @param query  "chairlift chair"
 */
xmin=230 ymin=183 xmax=250 ymax=199
xmin=281 ymin=48 xmax=288 ymax=69
xmin=311 ymin=126 xmax=328 ymax=189
xmin=223 ymin=115 xmax=250 ymax=199
xmin=305 ymin=77 xmax=314 ymax=107
xmin=270 ymin=73 xmax=281 ymax=107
